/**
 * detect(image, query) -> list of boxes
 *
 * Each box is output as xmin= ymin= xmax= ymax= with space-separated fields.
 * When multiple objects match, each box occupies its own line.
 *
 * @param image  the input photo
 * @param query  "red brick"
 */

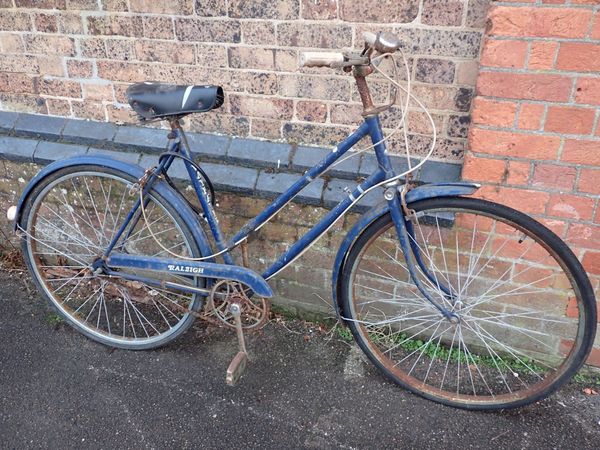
xmin=565 ymin=297 xmax=578 ymax=319
xmin=546 ymin=194 xmax=595 ymax=220
xmin=129 ymin=0 xmax=193 ymax=14
xmin=575 ymin=78 xmax=600 ymax=106
xmin=489 ymin=6 xmax=592 ymax=38
xmin=476 ymin=186 xmax=550 ymax=214
xmin=582 ymin=251 xmax=600 ymax=276
xmin=586 ymin=346 xmax=600 ymax=368
xmin=518 ymin=103 xmax=544 ymax=130
xmin=39 ymin=78 xmax=81 ymax=98
xmin=24 ymin=34 xmax=75 ymax=56
xmin=578 ymin=168 xmax=600 ymax=195
xmin=557 ymin=43 xmax=600 ymax=72
xmin=96 ymin=61 xmax=154 ymax=83
xmin=34 ymin=13 xmax=58 ymax=33
xmin=477 ymin=72 xmax=572 ymax=102
xmin=295 ymin=100 xmax=327 ymax=123
xmin=471 ymin=98 xmax=516 ymax=128
xmin=593 ymin=13 xmax=600 ymax=40
xmin=480 ymin=39 xmax=528 ymax=69
xmin=470 ymin=128 xmax=560 ymax=160
xmin=230 ymin=95 xmax=293 ymax=120
xmin=561 ymin=140 xmax=600 ymax=166
xmin=528 ymin=41 xmax=558 ymax=70
xmin=506 ymin=160 xmax=530 ymax=185
xmin=0 ymin=73 xmax=38 ymax=94
xmin=532 ymin=164 xmax=576 ymax=190
xmin=82 ymin=83 xmax=113 ymax=101
xmin=539 ymin=218 xmax=568 ymax=237
xmin=66 ymin=59 xmax=93 ymax=78
xmin=46 ymin=98 xmax=71 ymax=116
xmin=567 ymin=223 xmax=600 ymax=251
xmin=545 ymin=106 xmax=595 ymax=135
xmin=461 ymin=154 xmax=506 ymax=184
xmin=134 ymin=41 xmax=195 ymax=65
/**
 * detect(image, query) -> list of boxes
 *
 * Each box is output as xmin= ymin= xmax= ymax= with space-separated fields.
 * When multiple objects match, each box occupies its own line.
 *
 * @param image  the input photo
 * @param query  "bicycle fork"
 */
xmin=386 ymin=187 xmax=459 ymax=323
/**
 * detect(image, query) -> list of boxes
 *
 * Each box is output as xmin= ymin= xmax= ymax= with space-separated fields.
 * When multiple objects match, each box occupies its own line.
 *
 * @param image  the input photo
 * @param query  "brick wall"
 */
xmin=0 ymin=0 xmax=489 ymax=160
xmin=463 ymin=0 xmax=600 ymax=362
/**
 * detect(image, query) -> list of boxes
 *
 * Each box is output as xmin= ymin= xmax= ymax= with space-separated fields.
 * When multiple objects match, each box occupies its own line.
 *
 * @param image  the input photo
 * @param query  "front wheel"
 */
xmin=340 ymin=197 xmax=596 ymax=410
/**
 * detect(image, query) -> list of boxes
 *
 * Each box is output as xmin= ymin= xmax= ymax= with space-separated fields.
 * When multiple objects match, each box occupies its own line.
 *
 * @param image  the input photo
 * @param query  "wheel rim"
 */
xmin=26 ymin=171 xmax=200 ymax=347
xmin=347 ymin=203 xmax=587 ymax=406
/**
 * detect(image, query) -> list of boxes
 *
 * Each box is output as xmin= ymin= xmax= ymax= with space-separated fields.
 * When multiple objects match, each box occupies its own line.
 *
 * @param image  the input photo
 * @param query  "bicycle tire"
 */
xmin=20 ymin=165 xmax=206 ymax=350
xmin=340 ymin=196 xmax=596 ymax=410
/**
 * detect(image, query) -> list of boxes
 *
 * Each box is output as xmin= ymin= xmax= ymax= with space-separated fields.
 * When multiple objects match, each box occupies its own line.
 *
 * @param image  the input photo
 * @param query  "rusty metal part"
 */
xmin=399 ymin=182 xmax=417 ymax=223
xmin=206 ymin=279 xmax=270 ymax=330
xmin=129 ymin=166 xmax=156 ymax=196
xmin=354 ymin=72 xmax=375 ymax=115
xmin=240 ymin=240 xmax=250 ymax=268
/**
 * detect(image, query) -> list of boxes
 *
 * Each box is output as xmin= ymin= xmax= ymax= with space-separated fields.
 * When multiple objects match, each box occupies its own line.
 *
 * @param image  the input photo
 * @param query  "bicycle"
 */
xmin=8 ymin=32 xmax=597 ymax=410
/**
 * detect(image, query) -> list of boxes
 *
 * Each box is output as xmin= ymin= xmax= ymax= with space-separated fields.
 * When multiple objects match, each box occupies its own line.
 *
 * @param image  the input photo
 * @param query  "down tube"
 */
xmin=262 ymin=169 xmax=386 ymax=280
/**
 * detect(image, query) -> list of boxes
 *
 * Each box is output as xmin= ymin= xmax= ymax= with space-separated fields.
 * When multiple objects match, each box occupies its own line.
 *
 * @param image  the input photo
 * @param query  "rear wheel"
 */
xmin=340 ymin=197 xmax=596 ymax=410
xmin=20 ymin=165 xmax=205 ymax=350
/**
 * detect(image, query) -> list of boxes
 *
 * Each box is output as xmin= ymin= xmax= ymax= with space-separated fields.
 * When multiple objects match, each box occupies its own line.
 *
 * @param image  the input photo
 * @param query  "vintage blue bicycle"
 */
xmin=10 ymin=32 xmax=597 ymax=410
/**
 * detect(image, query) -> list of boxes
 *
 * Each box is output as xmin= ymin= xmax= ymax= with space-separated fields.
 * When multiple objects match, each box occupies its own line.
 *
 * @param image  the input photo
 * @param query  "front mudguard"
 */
xmin=13 ymin=155 xmax=215 ymax=262
xmin=331 ymin=182 xmax=480 ymax=322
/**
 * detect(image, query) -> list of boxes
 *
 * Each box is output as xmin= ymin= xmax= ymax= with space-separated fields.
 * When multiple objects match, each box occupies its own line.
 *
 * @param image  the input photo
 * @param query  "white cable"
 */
xmin=136 ymin=45 xmax=438 ymax=262
xmin=137 ymin=187 xmax=245 ymax=261
xmin=322 ymin=52 xmax=412 ymax=174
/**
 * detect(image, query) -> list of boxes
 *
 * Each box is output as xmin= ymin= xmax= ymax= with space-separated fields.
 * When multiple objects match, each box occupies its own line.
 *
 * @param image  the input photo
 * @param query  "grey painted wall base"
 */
xmin=0 ymin=111 xmax=462 ymax=212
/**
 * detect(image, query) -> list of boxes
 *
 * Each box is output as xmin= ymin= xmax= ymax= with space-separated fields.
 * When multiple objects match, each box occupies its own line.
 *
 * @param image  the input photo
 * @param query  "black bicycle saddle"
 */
xmin=126 ymin=82 xmax=224 ymax=120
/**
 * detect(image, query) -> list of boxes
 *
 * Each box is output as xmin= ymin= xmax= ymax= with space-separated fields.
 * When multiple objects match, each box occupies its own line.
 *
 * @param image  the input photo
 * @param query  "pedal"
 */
xmin=225 ymin=303 xmax=248 ymax=386
xmin=226 ymin=351 xmax=248 ymax=386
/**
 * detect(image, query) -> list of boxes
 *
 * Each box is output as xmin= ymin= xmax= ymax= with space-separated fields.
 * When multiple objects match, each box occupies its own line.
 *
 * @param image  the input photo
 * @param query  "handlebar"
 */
xmin=299 ymin=31 xmax=402 ymax=69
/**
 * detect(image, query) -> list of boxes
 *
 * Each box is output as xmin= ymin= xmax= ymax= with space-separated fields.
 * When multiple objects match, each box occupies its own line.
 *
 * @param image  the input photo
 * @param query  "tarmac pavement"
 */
xmin=1 ymin=270 xmax=599 ymax=449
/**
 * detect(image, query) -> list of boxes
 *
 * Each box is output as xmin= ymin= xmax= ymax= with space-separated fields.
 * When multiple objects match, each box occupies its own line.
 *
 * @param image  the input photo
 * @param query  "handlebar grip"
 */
xmin=299 ymin=52 xmax=344 ymax=68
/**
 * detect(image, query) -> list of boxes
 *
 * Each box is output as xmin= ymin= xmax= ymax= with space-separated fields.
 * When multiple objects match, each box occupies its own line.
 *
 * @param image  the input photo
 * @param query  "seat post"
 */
xmin=168 ymin=117 xmax=192 ymax=154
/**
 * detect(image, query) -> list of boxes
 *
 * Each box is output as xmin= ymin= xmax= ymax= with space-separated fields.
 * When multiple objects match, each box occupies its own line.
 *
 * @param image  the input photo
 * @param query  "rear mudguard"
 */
xmin=13 ymin=155 xmax=215 ymax=264
xmin=331 ymin=182 xmax=480 ymax=322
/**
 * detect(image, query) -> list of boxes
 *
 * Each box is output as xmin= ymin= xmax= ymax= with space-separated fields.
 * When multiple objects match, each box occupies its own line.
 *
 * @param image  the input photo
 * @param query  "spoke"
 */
xmin=37 ymin=205 xmax=100 ymax=253
xmin=82 ymin=177 xmax=107 ymax=246
xmin=407 ymin=320 xmax=447 ymax=376
xmin=466 ymin=273 xmax=558 ymax=312
xmin=472 ymin=308 xmax=569 ymax=324
xmin=26 ymin=229 xmax=90 ymax=267
xmin=412 ymin=218 xmax=452 ymax=296
xmin=471 ymin=320 xmax=550 ymax=375
xmin=73 ymin=285 xmax=104 ymax=314
xmin=151 ymin=298 xmax=175 ymax=329
xmin=108 ymin=184 xmax=129 ymax=244
xmin=466 ymin=314 xmax=555 ymax=341
xmin=440 ymin=325 xmax=459 ymax=391
xmin=456 ymin=324 xmax=477 ymax=396
xmin=101 ymin=283 xmax=111 ymax=335
xmin=458 ymin=222 xmax=495 ymax=299
xmin=68 ymin=179 xmax=107 ymax=244
xmin=57 ymin=271 xmax=91 ymax=305
xmin=460 ymin=319 xmax=513 ymax=393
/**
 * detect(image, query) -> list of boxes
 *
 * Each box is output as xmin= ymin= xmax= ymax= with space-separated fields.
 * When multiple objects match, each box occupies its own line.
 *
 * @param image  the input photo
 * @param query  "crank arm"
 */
xmin=226 ymin=303 xmax=248 ymax=386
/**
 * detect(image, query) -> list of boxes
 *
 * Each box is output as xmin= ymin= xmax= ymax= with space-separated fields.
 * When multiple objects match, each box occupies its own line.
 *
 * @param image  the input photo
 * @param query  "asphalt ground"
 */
xmin=1 ymin=269 xmax=600 ymax=449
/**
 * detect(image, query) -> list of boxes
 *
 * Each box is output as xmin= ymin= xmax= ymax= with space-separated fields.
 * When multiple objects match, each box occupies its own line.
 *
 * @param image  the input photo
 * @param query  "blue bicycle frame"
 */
xmin=97 ymin=112 xmax=465 ymax=320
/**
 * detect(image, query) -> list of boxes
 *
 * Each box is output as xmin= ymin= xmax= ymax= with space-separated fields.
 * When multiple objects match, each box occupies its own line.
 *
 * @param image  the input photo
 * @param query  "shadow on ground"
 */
xmin=1 ymin=270 xmax=599 ymax=449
